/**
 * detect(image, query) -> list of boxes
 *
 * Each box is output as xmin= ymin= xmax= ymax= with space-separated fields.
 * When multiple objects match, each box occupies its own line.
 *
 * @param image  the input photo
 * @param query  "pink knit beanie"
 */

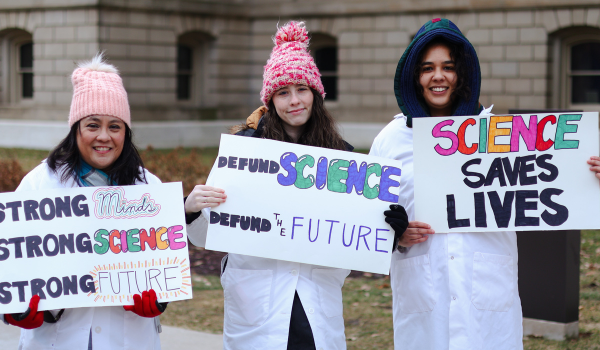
xmin=69 ymin=53 xmax=130 ymax=127
xmin=260 ymin=21 xmax=325 ymax=107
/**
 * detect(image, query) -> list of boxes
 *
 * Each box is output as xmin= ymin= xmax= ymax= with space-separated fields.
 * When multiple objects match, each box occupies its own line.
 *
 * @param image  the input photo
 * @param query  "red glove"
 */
xmin=5 ymin=295 xmax=44 ymax=329
xmin=123 ymin=290 xmax=167 ymax=318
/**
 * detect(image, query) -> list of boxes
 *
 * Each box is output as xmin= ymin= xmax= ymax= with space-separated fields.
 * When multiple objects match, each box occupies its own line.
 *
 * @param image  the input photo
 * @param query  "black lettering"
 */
xmin=260 ymin=219 xmax=271 ymax=232
xmin=240 ymin=216 xmax=250 ymax=230
xmin=209 ymin=211 xmax=220 ymax=224
xmin=76 ymin=233 xmax=93 ymax=253
xmin=63 ymin=275 xmax=78 ymax=295
xmin=59 ymin=234 xmax=75 ymax=254
xmin=25 ymin=235 xmax=43 ymax=258
xmin=518 ymin=155 xmax=537 ymax=186
xmin=474 ymin=192 xmax=487 ymax=228
xmin=536 ymin=154 xmax=559 ymax=183
xmin=24 ymin=200 xmax=40 ymax=221
xmin=228 ymin=156 xmax=238 ymax=169
xmin=0 ymin=239 xmax=9 ymax=261
xmin=0 ymin=282 xmax=12 ymax=304
xmin=540 ymin=188 xmax=569 ymax=226
xmin=46 ymin=277 xmax=63 ymax=298
xmin=269 ymin=161 xmax=280 ymax=174
xmin=39 ymin=198 xmax=56 ymax=221
xmin=31 ymin=279 xmax=46 ymax=299
xmin=484 ymin=158 xmax=507 ymax=187
xmin=462 ymin=158 xmax=485 ymax=188
xmin=80 ymin=275 xmax=95 ymax=293
xmin=0 ymin=203 xmax=5 ymax=223
xmin=248 ymin=159 xmax=259 ymax=172
xmin=238 ymin=158 xmax=248 ymax=171
xmin=250 ymin=216 xmax=262 ymax=232
xmin=220 ymin=213 xmax=230 ymax=226
xmin=12 ymin=281 xmax=29 ymax=302
xmin=8 ymin=237 xmax=25 ymax=258
xmin=230 ymin=214 xmax=240 ymax=228
xmin=5 ymin=201 xmax=22 ymax=221
xmin=501 ymin=157 xmax=520 ymax=186
xmin=72 ymin=195 xmax=89 ymax=217
xmin=515 ymin=190 xmax=539 ymax=226
xmin=218 ymin=156 xmax=227 ymax=168
xmin=55 ymin=196 xmax=72 ymax=218
xmin=43 ymin=234 xmax=59 ymax=257
xmin=258 ymin=159 xmax=269 ymax=173
xmin=487 ymin=191 xmax=514 ymax=228
xmin=446 ymin=194 xmax=470 ymax=229
xmin=148 ymin=269 xmax=162 ymax=291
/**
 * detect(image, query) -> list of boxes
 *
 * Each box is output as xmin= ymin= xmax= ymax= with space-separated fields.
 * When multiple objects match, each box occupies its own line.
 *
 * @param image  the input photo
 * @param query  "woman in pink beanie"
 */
xmin=2 ymin=53 xmax=166 ymax=350
xmin=185 ymin=21 xmax=352 ymax=350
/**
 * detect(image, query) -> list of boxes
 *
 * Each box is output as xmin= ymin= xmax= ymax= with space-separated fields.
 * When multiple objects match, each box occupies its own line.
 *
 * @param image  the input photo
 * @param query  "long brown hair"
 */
xmin=261 ymin=88 xmax=347 ymax=151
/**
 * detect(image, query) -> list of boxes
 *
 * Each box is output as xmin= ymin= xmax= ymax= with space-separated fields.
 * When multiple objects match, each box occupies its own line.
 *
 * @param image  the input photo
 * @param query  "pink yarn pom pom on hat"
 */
xmin=69 ymin=52 xmax=130 ymax=127
xmin=260 ymin=21 xmax=325 ymax=107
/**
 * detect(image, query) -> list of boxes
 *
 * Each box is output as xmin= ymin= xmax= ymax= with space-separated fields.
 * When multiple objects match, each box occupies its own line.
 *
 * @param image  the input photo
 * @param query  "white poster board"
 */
xmin=413 ymin=112 xmax=600 ymax=232
xmin=205 ymin=135 xmax=403 ymax=274
xmin=0 ymin=183 xmax=192 ymax=314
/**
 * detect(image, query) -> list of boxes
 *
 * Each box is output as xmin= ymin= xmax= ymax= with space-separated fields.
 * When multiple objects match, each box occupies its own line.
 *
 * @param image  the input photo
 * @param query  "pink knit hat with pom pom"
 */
xmin=260 ymin=21 xmax=325 ymax=107
xmin=69 ymin=52 xmax=130 ymax=127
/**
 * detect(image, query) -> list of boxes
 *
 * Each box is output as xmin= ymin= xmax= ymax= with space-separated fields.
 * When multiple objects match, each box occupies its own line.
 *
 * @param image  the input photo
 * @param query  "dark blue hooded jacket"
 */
xmin=394 ymin=18 xmax=482 ymax=127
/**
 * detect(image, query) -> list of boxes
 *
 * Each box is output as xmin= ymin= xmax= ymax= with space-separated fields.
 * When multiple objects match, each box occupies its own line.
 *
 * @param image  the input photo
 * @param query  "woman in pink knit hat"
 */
xmin=185 ymin=22 xmax=353 ymax=350
xmin=2 ymin=53 xmax=166 ymax=350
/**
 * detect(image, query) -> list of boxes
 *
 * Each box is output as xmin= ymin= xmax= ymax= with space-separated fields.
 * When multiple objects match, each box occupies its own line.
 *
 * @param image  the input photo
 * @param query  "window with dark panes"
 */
xmin=19 ymin=42 xmax=33 ymax=98
xmin=570 ymin=42 xmax=600 ymax=104
xmin=177 ymin=45 xmax=193 ymax=100
xmin=314 ymin=46 xmax=337 ymax=101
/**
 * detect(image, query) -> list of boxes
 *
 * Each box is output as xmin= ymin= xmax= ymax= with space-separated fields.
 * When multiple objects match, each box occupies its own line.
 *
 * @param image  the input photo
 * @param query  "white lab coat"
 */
xmin=5 ymin=162 xmax=162 ymax=350
xmin=188 ymin=209 xmax=350 ymax=350
xmin=369 ymin=113 xmax=523 ymax=350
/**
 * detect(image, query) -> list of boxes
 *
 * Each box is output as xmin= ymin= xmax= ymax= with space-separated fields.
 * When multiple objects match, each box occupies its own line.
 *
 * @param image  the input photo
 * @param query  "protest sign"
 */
xmin=0 ymin=182 xmax=191 ymax=314
xmin=204 ymin=135 xmax=402 ymax=274
xmin=413 ymin=112 xmax=600 ymax=232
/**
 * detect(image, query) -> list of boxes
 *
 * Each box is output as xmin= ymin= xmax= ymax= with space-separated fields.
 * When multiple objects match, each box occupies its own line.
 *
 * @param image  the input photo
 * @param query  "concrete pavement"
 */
xmin=0 ymin=321 xmax=223 ymax=349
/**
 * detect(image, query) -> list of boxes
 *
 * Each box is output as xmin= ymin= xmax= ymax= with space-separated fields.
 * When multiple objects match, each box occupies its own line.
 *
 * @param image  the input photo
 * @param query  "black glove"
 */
xmin=384 ymin=204 xmax=409 ymax=252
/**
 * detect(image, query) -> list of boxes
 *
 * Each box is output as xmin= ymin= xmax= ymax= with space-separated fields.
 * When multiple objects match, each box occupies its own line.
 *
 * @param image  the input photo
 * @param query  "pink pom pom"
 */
xmin=274 ymin=21 xmax=308 ymax=46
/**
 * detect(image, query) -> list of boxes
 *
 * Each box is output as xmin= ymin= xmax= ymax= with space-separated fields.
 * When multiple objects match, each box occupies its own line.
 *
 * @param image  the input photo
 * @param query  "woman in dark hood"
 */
xmin=370 ymin=18 xmax=523 ymax=350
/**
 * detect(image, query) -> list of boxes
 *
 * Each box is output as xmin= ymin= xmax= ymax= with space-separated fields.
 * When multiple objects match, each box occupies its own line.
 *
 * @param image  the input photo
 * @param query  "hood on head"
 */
xmin=394 ymin=18 xmax=482 ymax=127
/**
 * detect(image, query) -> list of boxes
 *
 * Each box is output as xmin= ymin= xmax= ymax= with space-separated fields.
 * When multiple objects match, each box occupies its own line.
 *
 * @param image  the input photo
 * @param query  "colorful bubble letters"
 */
xmin=0 ymin=182 xmax=191 ymax=314
xmin=413 ymin=112 xmax=600 ymax=232
xmin=205 ymin=135 xmax=403 ymax=275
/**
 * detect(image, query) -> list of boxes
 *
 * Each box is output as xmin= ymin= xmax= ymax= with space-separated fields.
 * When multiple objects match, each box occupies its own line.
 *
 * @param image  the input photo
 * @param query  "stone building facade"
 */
xmin=1 ymin=0 xmax=599 ymax=124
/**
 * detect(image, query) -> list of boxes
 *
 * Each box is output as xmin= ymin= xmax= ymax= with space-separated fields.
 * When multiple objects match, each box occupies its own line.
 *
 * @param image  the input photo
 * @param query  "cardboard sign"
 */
xmin=0 ymin=183 xmax=191 ymax=314
xmin=413 ymin=112 xmax=600 ymax=232
xmin=204 ymin=135 xmax=403 ymax=274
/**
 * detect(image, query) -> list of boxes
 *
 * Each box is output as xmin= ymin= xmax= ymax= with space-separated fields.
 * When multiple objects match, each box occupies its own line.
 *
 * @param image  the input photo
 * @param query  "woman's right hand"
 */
xmin=398 ymin=221 xmax=435 ymax=247
xmin=4 ymin=295 xmax=44 ymax=329
xmin=185 ymin=185 xmax=227 ymax=213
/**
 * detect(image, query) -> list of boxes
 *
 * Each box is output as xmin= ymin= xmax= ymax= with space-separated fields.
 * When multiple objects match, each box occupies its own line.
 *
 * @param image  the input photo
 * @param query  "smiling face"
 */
xmin=271 ymin=84 xmax=314 ymax=142
xmin=418 ymin=43 xmax=458 ymax=117
xmin=76 ymin=115 xmax=126 ymax=171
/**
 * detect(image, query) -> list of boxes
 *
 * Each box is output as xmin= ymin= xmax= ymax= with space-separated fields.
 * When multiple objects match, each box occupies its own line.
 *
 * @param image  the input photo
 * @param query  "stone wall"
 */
xmin=0 ymin=2 xmax=599 ymax=124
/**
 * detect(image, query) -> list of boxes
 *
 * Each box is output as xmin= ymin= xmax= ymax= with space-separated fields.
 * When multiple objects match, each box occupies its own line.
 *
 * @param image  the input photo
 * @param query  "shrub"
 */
xmin=140 ymin=146 xmax=212 ymax=195
xmin=0 ymin=159 xmax=25 ymax=192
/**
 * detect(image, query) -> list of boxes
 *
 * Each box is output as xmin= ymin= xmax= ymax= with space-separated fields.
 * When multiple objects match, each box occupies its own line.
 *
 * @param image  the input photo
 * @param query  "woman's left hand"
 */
xmin=123 ymin=289 xmax=167 ymax=318
xmin=587 ymin=156 xmax=600 ymax=180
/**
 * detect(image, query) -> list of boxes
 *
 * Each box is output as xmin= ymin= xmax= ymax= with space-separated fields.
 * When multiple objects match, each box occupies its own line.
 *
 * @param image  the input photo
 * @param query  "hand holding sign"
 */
xmin=185 ymin=185 xmax=227 ymax=213
xmin=587 ymin=156 xmax=600 ymax=180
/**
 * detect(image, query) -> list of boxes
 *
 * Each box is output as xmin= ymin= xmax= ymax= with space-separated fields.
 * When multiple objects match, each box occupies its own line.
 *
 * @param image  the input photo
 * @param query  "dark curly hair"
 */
xmin=413 ymin=36 xmax=471 ymax=114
